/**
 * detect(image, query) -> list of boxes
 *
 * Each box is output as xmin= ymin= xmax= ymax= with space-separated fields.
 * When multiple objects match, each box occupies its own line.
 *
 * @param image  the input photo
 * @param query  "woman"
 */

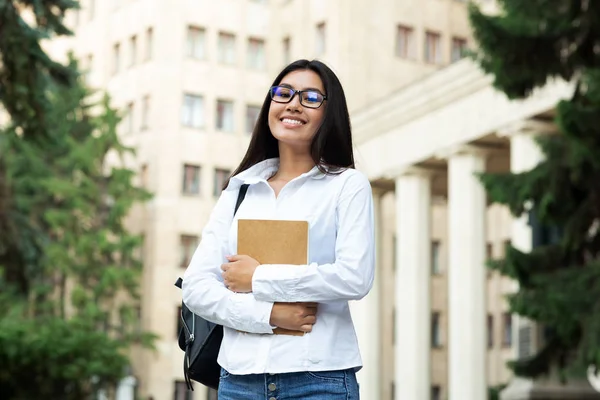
xmin=182 ymin=59 xmax=374 ymax=399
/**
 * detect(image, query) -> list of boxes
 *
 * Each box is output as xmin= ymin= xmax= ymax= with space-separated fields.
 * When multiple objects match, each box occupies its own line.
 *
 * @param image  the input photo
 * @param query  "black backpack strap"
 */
xmin=234 ymin=184 xmax=249 ymax=216
xmin=174 ymin=184 xmax=250 ymax=288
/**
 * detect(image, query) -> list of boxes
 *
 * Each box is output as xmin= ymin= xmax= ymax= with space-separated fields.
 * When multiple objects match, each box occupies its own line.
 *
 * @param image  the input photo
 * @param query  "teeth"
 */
xmin=282 ymin=118 xmax=304 ymax=125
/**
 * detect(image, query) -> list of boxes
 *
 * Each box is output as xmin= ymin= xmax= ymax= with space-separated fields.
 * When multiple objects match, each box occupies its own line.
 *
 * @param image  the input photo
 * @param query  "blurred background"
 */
xmin=2 ymin=0 xmax=600 ymax=399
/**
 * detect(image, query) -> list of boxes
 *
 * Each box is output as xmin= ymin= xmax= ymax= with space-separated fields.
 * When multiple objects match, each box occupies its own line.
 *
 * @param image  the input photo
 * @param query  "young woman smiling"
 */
xmin=182 ymin=59 xmax=375 ymax=400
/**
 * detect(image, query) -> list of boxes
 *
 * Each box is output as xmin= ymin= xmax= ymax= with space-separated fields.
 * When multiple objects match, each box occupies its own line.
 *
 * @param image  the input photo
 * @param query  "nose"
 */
xmin=286 ymin=92 xmax=303 ymax=111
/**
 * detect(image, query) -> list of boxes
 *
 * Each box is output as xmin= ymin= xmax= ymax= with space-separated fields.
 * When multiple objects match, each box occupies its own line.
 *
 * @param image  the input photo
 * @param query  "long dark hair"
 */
xmin=224 ymin=59 xmax=354 ymax=189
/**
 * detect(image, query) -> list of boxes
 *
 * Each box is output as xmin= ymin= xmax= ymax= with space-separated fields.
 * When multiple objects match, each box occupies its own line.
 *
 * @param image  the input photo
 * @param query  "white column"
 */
xmin=352 ymin=188 xmax=382 ymax=399
xmin=448 ymin=147 xmax=487 ymax=400
xmin=394 ymin=169 xmax=432 ymax=400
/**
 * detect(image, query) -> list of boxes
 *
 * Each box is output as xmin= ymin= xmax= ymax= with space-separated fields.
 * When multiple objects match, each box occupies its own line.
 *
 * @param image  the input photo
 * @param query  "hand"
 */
xmin=270 ymin=302 xmax=319 ymax=333
xmin=221 ymin=254 xmax=260 ymax=293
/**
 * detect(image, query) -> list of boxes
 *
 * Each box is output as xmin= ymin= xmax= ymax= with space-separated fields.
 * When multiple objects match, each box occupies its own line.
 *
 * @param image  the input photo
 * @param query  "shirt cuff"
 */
xmin=229 ymin=293 xmax=275 ymax=334
xmin=252 ymin=264 xmax=298 ymax=302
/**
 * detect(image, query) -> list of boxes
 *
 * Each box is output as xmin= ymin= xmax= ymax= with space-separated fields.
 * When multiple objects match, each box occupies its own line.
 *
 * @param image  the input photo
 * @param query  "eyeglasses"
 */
xmin=269 ymin=85 xmax=327 ymax=109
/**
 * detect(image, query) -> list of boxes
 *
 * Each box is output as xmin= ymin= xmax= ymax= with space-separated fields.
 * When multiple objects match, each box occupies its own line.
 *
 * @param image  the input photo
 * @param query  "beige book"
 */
xmin=237 ymin=219 xmax=309 ymax=265
xmin=237 ymin=219 xmax=309 ymax=336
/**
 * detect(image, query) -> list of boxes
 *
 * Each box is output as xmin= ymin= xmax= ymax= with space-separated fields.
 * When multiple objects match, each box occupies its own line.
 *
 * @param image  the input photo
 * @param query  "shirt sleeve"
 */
xmin=182 ymin=186 xmax=275 ymax=334
xmin=251 ymin=171 xmax=375 ymax=303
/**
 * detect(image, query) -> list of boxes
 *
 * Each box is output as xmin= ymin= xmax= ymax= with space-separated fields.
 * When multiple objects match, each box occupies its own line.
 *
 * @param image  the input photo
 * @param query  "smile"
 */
xmin=281 ymin=118 xmax=305 ymax=126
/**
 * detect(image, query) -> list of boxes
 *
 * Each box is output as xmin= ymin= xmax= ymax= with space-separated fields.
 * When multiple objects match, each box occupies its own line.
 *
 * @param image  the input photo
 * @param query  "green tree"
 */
xmin=0 ymin=0 xmax=77 ymax=141
xmin=469 ymin=0 xmax=600 ymax=380
xmin=0 ymin=1 xmax=154 ymax=398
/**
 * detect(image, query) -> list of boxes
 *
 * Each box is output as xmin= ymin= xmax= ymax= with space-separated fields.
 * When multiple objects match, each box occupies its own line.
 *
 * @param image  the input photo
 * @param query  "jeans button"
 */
xmin=269 ymin=398 xmax=277 ymax=400
xmin=268 ymin=383 xmax=276 ymax=391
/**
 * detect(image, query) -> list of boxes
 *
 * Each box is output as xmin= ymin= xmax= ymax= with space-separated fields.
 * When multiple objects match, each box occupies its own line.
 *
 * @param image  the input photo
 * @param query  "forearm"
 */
xmin=183 ymin=274 xmax=275 ymax=334
xmin=252 ymin=259 xmax=374 ymax=303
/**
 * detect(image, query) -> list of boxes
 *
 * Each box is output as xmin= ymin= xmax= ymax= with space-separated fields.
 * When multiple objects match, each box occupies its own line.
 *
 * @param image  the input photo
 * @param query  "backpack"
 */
xmin=174 ymin=184 xmax=249 ymax=390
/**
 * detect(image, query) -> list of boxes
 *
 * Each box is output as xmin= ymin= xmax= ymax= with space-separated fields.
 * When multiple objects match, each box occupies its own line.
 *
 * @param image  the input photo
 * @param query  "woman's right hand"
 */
xmin=269 ymin=302 xmax=318 ymax=332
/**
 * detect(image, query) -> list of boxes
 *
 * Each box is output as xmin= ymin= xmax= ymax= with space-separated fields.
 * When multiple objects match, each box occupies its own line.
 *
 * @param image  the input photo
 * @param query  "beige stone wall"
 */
xmin=270 ymin=0 xmax=473 ymax=112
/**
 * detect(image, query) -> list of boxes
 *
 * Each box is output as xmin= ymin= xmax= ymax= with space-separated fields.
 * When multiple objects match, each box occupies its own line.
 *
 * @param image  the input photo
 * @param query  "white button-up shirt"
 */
xmin=182 ymin=158 xmax=375 ymax=375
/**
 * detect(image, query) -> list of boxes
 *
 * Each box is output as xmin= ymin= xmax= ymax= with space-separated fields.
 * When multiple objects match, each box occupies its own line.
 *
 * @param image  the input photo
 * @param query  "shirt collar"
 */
xmin=228 ymin=158 xmax=327 ymax=190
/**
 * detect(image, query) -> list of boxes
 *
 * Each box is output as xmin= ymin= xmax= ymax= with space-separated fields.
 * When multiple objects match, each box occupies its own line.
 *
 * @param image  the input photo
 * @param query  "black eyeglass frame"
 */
xmin=269 ymin=85 xmax=328 ymax=109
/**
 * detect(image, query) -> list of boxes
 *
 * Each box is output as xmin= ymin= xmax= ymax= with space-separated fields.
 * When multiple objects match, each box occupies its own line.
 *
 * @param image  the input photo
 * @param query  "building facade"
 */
xmin=44 ymin=0 xmax=537 ymax=399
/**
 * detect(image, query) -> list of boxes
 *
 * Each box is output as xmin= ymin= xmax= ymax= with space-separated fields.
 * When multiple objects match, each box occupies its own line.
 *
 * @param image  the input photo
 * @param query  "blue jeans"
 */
xmin=218 ymin=367 xmax=360 ymax=400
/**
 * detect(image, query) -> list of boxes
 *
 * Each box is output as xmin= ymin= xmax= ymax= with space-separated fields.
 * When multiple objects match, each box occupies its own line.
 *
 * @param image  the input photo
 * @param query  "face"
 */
xmin=268 ymin=69 xmax=326 ymax=150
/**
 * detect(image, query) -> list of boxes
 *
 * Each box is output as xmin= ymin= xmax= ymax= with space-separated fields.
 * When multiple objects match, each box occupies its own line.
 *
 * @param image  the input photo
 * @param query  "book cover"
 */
xmin=237 ymin=219 xmax=310 ymax=336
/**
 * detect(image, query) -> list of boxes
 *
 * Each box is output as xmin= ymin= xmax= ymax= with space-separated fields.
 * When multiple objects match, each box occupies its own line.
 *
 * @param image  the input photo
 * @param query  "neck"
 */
xmin=273 ymin=145 xmax=316 ymax=181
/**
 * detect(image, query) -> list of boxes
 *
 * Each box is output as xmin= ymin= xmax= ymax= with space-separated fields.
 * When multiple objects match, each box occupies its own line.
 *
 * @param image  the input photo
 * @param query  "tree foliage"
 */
xmin=469 ymin=0 xmax=600 ymax=380
xmin=0 ymin=1 xmax=154 ymax=398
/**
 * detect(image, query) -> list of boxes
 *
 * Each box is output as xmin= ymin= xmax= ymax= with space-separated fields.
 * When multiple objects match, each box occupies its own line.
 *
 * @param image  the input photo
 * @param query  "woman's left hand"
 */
xmin=221 ymin=255 xmax=260 ymax=293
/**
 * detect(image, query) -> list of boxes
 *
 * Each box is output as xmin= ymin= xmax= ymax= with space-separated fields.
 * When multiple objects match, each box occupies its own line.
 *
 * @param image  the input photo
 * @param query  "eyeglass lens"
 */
xmin=270 ymin=86 xmax=324 ymax=108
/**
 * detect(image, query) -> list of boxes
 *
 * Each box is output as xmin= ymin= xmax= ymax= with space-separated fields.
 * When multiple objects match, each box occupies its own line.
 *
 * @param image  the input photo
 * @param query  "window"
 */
xmin=246 ymin=105 xmax=261 ymax=134
xmin=181 ymin=94 xmax=204 ymax=128
xmin=140 ymin=164 xmax=148 ymax=188
xmin=316 ymin=22 xmax=326 ymax=55
xmin=112 ymin=43 xmax=121 ymax=74
xmin=425 ymin=31 xmax=442 ymax=64
xmin=129 ymin=35 xmax=137 ymax=67
xmin=214 ymin=168 xmax=231 ymax=196
xmin=182 ymin=164 xmax=201 ymax=195
xmin=503 ymin=239 xmax=511 ymax=257
xmin=180 ymin=235 xmax=199 ymax=268
xmin=247 ymin=38 xmax=266 ymax=70
xmin=451 ymin=37 xmax=467 ymax=62
xmin=123 ymin=102 xmax=134 ymax=133
xmin=141 ymin=95 xmax=150 ymax=130
xmin=486 ymin=242 xmax=493 ymax=277
xmin=487 ymin=314 xmax=494 ymax=348
xmin=216 ymin=100 xmax=234 ymax=132
xmin=218 ymin=32 xmax=236 ymax=65
xmin=174 ymin=380 xmax=192 ymax=400
xmin=502 ymin=312 xmax=513 ymax=347
xmin=431 ymin=240 xmax=441 ymax=274
xmin=431 ymin=386 xmax=441 ymax=400
xmin=145 ymin=27 xmax=153 ymax=61
xmin=395 ymin=25 xmax=415 ymax=59
xmin=283 ymin=37 xmax=291 ymax=65
xmin=186 ymin=26 xmax=206 ymax=59
xmin=431 ymin=312 xmax=441 ymax=348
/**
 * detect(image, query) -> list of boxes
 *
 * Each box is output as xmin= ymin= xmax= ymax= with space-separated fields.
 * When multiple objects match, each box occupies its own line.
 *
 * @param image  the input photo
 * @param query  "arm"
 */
xmin=182 ymin=187 xmax=275 ymax=334
xmin=251 ymin=172 xmax=375 ymax=303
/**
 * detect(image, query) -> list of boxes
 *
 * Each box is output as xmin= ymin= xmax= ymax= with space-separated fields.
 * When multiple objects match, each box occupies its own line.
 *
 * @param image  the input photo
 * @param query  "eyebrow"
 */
xmin=279 ymin=83 xmax=324 ymax=93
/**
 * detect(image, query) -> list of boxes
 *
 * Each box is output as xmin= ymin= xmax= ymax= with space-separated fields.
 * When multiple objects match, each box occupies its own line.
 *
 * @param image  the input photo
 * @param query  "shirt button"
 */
xmin=268 ymin=383 xmax=277 ymax=391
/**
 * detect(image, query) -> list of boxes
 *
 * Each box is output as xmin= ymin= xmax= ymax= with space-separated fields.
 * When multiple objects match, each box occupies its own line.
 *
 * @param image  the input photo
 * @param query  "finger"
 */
xmin=300 ymin=324 xmax=313 ymax=333
xmin=221 ymin=263 xmax=230 ymax=271
xmin=226 ymin=254 xmax=241 ymax=262
xmin=303 ymin=316 xmax=317 ymax=325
